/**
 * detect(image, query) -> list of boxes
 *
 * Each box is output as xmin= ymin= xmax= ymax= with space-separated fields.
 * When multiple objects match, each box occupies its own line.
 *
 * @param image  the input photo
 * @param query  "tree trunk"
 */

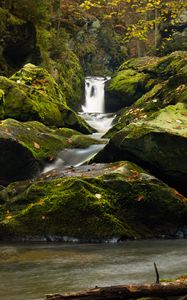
xmin=136 ymin=39 xmax=142 ymax=57
xmin=45 ymin=282 xmax=187 ymax=300
xmin=154 ymin=8 xmax=159 ymax=49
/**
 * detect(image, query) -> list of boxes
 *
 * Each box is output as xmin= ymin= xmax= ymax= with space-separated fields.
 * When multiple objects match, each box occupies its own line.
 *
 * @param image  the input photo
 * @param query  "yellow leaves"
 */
xmin=37 ymin=199 xmax=45 ymax=205
xmin=33 ymin=142 xmax=40 ymax=149
xmin=5 ymin=215 xmax=12 ymax=220
xmin=5 ymin=210 xmax=13 ymax=221
xmin=136 ymin=195 xmax=145 ymax=202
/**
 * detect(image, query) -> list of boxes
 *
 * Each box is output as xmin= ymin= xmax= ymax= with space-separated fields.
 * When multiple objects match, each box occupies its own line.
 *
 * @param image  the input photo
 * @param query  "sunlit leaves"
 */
xmin=80 ymin=0 xmax=187 ymax=45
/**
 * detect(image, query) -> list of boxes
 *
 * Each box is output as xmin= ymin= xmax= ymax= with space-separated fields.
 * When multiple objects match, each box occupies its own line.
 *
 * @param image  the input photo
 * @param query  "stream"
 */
xmin=0 ymin=240 xmax=186 ymax=300
xmin=43 ymin=77 xmax=115 ymax=173
xmin=1 ymin=77 xmax=186 ymax=300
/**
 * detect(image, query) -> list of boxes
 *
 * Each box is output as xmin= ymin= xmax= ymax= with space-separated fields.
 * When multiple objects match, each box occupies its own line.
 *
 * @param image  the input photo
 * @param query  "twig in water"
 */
xmin=154 ymin=262 xmax=160 ymax=284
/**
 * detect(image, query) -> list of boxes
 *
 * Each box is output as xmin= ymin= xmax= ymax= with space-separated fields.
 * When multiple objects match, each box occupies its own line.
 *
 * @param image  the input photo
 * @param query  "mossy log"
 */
xmin=45 ymin=282 xmax=187 ymax=299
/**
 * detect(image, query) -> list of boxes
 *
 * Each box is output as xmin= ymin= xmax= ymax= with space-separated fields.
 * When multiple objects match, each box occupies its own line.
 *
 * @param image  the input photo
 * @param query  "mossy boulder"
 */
xmin=119 ymin=51 xmax=187 ymax=79
xmin=95 ymin=103 xmax=187 ymax=195
xmin=105 ymin=51 xmax=187 ymax=137
xmin=0 ymin=64 xmax=93 ymax=133
xmin=0 ymin=161 xmax=186 ymax=241
xmin=0 ymin=118 xmax=104 ymax=184
xmin=105 ymin=69 xmax=150 ymax=112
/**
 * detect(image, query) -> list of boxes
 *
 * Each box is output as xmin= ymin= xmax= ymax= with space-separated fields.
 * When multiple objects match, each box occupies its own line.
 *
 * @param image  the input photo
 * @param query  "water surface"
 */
xmin=0 ymin=239 xmax=186 ymax=300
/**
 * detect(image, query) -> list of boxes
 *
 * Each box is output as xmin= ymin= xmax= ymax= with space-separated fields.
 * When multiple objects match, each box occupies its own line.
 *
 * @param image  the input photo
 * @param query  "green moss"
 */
xmin=0 ymin=64 xmax=93 ymax=133
xmin=0 ymin=161 xmax=186 ymax=240
xmin=118 ymin=56 xmax=160 ymax=72
xmin=105 ymin=52 xmax=187 ymax=137
xmin=106 ymin=69 xmax=150 ymax=109
xmin=0 ymin=119 xmax=101 ymax=162
xmin=0 ymin=89 xmax=5 ymax=119
xmin=36 ymin=27 xmax=84 ymax=110
xmin=149 ymin=51 xmax=187 ymax=78
xmin=109 ymin=69 xmax=149 ymax=96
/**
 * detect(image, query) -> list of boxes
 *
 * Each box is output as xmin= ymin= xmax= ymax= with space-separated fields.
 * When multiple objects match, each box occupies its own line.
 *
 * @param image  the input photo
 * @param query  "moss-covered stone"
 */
xmin=105 ymin=69 xmax=150 ymax=111
xmin=95 ymin=103 xmax=187 ymax=195
xmin=105 ymin=51 xmax=187 ymax=137
xmin=0 ymin=161 xmax=186 ymax=241
xmin=119 ymin=51 xmax=187 ymax=79
xmin=0 ymin=64 xmax=93 ymax=133
xmin=0 ymin=118 xmax=104 ymax=184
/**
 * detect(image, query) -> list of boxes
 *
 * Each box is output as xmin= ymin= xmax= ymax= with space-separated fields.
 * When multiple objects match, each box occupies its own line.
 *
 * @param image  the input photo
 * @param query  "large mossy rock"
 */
xmin=0 ymin=64 xmax=93 ymax=133
xmin=0 ymin=118 xmax=103 ymax=184
xmin=95 ymin=103 xmax=187 ymax=195
xmin=105 ymin=69 xmax=149 ymax=112
xmin=105 ymin=51 xmax=187 ymax=137
xmin=0 ymin=161 xmax=186 ymax=241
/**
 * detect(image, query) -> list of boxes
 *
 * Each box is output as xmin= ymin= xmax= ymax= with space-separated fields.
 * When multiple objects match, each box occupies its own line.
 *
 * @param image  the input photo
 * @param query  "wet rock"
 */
xmin=105 ymin=51 xmax=187 ymax=137
xmin=95 ymin=103 xmax=187 ymax=195
xmin=0 ymin=63 xmax=93 ymax=133
xmin=0 ymin=161 xmax=186 ymax=241
xmin=105 ymin=69 xmax=150 ymax=111
xmin=0 ymin=118 xmax=103 ymax=184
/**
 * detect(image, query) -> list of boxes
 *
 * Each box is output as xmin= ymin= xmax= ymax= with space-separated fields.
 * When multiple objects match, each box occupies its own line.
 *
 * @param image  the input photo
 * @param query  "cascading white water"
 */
xmin=82 ymin=77 xmax=109 ymax=113
xmin=80 ymin=76 xmax=115 ymax=135
xmin=42 ymin=76 xmax=114 ymax=174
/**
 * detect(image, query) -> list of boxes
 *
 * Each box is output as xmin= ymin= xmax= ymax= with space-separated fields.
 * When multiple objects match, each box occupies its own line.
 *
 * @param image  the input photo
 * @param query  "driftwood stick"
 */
xmin=45 ymin=282 xmax=187 ymax=300
xmin=154 ymin=262 xmax=160 ymax=284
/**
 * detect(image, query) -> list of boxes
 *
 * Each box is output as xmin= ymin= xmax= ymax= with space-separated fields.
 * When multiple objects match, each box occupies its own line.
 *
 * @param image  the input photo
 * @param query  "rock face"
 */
xmin=105 ymin=51 xmax=187 ymax=115
xmin=0 ymin=8 xmax=41 ymax=74
xmin=95 ymin=52 xmax=187 ymax=194
xmin=0 ymin=64 xmax=93 ymax=133
xmin=0 ymin=161 xmax=186 ymax=241
xmin=96 ymin=102 xmax=187 ymax=195
xmin=105 ymin=69 xmax=150 ymax=111
xmin=0 ymin=119 xmax=103 ymax=184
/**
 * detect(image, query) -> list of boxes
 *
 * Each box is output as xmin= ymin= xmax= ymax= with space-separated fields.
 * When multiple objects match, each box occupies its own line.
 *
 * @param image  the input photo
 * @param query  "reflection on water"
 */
xmin=0 ymin=240 xmax=186 ymax=300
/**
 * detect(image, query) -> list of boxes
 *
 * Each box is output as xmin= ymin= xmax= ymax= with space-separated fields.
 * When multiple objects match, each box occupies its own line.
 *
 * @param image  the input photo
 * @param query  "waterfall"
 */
xmin=82 ymin=77 xmax=109 ymax=113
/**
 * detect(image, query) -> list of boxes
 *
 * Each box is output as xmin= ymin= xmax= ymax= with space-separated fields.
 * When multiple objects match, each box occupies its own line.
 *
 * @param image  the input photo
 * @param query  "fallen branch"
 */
xmin=154 ymin=262 xmax=160 ymax=284
xmin=45 ymin=281 xmax=187 ymax=300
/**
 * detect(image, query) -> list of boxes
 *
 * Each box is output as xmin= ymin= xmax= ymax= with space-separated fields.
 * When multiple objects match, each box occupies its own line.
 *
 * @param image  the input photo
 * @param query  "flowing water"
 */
xmin=80 ymin=76 xmax=115 ymax=137
xmin=0 ymin=240 xmax=186 ymax=300
xmin=43 ymin=144 xmax=105 ymax=173
xmin=2 ymin=78 xmax=186 ymax=300
xmin=82 ymin=77 xmax=110 ymax=113
xmin=43 ymin=77 xmax=114 ymax=173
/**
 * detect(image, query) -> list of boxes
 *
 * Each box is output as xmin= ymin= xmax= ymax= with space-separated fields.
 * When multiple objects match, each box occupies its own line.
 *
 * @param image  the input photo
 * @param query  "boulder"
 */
xmin=95 ymin=103 xmax=187 ymax=195
xmin=105 ymin=69 xmax=149 ymax=112
xmin=0 ymin=118 xmax=103 ymax=184
xmin=0 ymin=64 xmax=93 ymax=133
xmin=105 ymin=51 xmax=187 ymax=137
xmin=0 ymin=161 xmax=186 ymax=241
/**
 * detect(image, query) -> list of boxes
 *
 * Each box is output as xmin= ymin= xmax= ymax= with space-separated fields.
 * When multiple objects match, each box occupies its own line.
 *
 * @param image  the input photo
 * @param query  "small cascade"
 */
xmin=82 ymin=77 xmax=110 ymax=113
xmin=43 ymin=76 xmax=114 ymax=174
xmin=43 ymin=144 xmax=105 ymax=173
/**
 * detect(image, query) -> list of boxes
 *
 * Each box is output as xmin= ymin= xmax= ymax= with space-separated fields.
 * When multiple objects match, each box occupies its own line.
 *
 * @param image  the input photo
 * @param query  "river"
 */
xmin=1 ymin=78 xmax=186 ymax=300
xmin=0 ymin=240 xmax=186 ymax=300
